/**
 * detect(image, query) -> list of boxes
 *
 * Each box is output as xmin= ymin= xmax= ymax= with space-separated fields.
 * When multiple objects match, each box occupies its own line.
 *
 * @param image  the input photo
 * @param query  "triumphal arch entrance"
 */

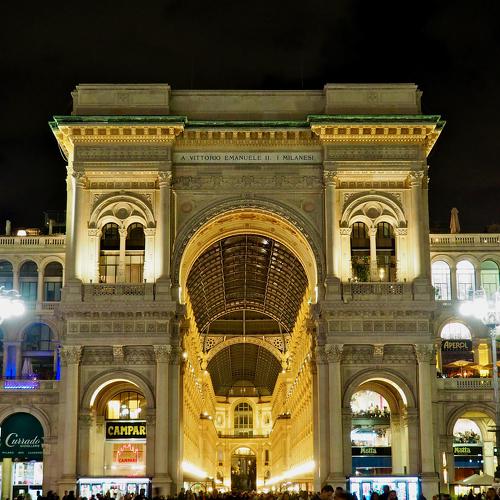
xmin=51 ymin=83 xmax=443 ymax=497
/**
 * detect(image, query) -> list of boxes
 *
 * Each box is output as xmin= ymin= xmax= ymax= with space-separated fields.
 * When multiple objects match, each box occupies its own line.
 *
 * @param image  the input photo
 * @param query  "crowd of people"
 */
xmin=11 ymin=485 xmax=500 ymax=500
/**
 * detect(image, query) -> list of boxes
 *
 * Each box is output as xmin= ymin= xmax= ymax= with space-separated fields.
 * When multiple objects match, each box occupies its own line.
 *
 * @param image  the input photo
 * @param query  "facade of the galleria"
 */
xmin=0 ymin=83 xmax=498 ymax=500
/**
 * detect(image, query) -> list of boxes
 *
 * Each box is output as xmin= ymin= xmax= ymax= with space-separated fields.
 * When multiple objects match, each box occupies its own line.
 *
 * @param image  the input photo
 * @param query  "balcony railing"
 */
xmin=430 ymin=233 xmax=500 ymax=248
xmin=217 ymin=432 xmax=270 ymax=438
xmin=0 ymin=236 xmax=65 ymax=248
xmin=437 ymin=378 xmax=493 ymax=390
xmin=2 ymin=379 xmax=58 ymax=391
xmin=82 ymin=283 xmax=155 ymax=301
xmin=342 ymin=282 xmax=413 ymax=301
xmin=24 ymin=301 xmax=59 ymax=312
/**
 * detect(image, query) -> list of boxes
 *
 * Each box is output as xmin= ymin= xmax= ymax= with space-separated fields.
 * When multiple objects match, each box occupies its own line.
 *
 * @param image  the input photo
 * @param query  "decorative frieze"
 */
xmin=75 ymin=145 xmax=171 ymax=162
xmin=82 ymin=347 xmax=113 ymax=365
xmin=341 ymin=345 xmax=374 ymax=364
xmin=326 ymin=145 xmax=422 ymax=161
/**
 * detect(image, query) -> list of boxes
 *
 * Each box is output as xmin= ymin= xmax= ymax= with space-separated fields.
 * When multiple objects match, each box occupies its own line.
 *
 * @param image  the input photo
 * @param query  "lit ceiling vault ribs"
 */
xmin=186 ymin=234 xmax=308 ymax=334
xmin=186 ymin=234 xmax=309 ymax=397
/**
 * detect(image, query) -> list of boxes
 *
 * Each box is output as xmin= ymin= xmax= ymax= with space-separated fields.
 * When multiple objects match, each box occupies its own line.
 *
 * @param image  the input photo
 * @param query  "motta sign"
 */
xmin=352 ymin=446 xmax=392 ymax=456
xmin=454 ymin=445 xmax=483 ymax=456
xmin=1 ymin=412 xmax=44 ymax=460
xmin=173 ymin=151 xmax=322 ymax=164
xmin=441 ymin=340 xmax=473 ymax=351
xmin=106 ymin=421 xmax=147 ymax=440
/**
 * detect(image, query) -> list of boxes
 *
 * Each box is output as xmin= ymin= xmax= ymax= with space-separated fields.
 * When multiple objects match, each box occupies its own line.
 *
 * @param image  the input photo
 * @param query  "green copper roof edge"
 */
xmin=186 ymin=120 xmax=309 ymax=128
xmin=307 ymin=114 xmax=442 ymax=123
xmin=52 ymin=115 xmax=188 ymax=125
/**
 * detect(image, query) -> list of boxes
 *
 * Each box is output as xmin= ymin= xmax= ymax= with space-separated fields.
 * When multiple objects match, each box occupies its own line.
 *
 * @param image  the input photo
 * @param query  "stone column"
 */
xmin=118 ymin=228 xmax=127 ymax=283
xmin=325 ymin=344 xmax=345 ymax=485
xmin=313 ymin=343 xmax=330 ymax=491
xmin=483 ymin=439 xmax=495 ymax=478
xmin=409 ymin=171 xmax=426 ymax=279
xmin=58 ymin=345 xmax=82 ymax=493
xmin=77 ymin=412 xmax=93 ymax=476
xmin=153 ymin=345 xmax=173 ymax=494
xmin=369 ymin=227 xmax=378 ymax=281
xmin=93 ymin=416 xmax=105 ymax=476
xmin=339 ymin=227 xmax=352 ymax=282
xmin=415 ymin=344 xmax=438 ymax=498
xmin=2 ymin=457 xmax=12 ymax=500
xmin=12 ymin=267 xmax=19 ymax=292
xmin=406 ymin=408 xmax=420 ymax=474
xmin=391 ymin=414 xmax=403 ymax=473
xmin=37 ymin=264 xmax=44 ymax=304
xmin=88 ymin=229 xmax=101 ymax=283
xmin=143 ymin=228 xmax=156 ymax=283
xmin=394 ymin=228 xmax=408 ymax=282
xmin=443 ymin=434 xmax=455 ymax=488
xmin=323 ymin=167 xmax=341 ymax=299
xmin=450 ymin=264 xmax=458 ymax=301
xmin=168 ymin=345 xmax=183 ymax=493
xmin=146 ymin=413 xmax=157 ymax=479
xmin=156 ymin=170 xmax=172 ymax=296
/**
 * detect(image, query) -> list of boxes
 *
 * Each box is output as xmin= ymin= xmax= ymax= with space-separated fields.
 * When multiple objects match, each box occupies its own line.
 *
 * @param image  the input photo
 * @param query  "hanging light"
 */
xmin=0 ymin=287 xmax=25 ymax=324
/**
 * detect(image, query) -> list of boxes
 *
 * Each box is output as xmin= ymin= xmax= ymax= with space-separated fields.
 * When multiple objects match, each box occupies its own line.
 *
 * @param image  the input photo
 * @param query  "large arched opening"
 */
xmin=176 ymin=208 xmax=320 ymax=491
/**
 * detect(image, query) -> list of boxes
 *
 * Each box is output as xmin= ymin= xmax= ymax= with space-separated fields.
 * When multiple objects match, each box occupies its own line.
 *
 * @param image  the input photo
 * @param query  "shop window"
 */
xmin=19 ymin=261 xmax=38 ymax=302
xmin=351 ymin=222 xmax=370 ymax=282
xmin=234 ymin=402 xmax=253 ymax=436
xmin=440 ymin=322 xmax=473 ymax=377
xmin=453 ymin=418 xmax=483 ymax=481
xmin=480 ymin=260 xmax=500 ymax=298
xmin=456 ymin=260 xmax=475 ymax=300
xmin=22 ymin=323 xmax=55 ymax=379
xmin=432 ymin=261 xmax=451 ymax=301
xmin=106 ymin=391 xmax=146 ymax=420
xmin=0 ymin=260 xmax=13 ymax=290
xmin=376 ymin=222 xmax=396 ymax=282
xmin=43 ymin=262 xmax=63 ymax=302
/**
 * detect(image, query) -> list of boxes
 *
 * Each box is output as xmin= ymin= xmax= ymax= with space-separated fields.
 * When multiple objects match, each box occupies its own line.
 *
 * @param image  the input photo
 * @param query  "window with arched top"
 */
xmin=376 ymin=222 xmax=396 ymax=282
xmin=43 ymin=262 xmax=63 ymax=302
xmin=99 ymin=223 xmax=120 ymax=283
xmin=19 ymin=261 xmax=38 ymax=301
xmin=0 ymin=261 xmax=13 ymax=290
xmin=480 ymin=260 xmax=500 ymax=298
xmin=350 ymin=222 xmax=370 ymax=282
xmin=432 ymin=261 xmax=451 ymax=301
xmin=22 ymin=323 xmax=56 ymax=379
xmin=441 ymin=322 xmax=472 ymax=340
xmin=105 ymin=390 xmax=146 ymax=420
xmin=234 ymin=402 xmax=253 ymax=436
xmin=457 ymin=260 xmax=475 ymax=300
xmin=125 ymin=223 xmax=145 ymax=283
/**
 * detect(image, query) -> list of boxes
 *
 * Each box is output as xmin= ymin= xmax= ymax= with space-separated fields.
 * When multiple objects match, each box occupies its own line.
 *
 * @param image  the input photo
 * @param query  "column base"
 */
xmin=325 ymin=474 xmax=347 ymax=489
xmin=412 ymin=277 xmax=434 ymax=301
xmin=420 ymin=473 xmax=439 ymax=500
xmin=153 ymin=474 xmax=173 ymax=496
xmin=324 ymin=275 xmax=342 ymax=301
xmin=57 ymin=476 xmax=77 ymax=496
xmin=61 ymin=279 xmax=83 ymax=303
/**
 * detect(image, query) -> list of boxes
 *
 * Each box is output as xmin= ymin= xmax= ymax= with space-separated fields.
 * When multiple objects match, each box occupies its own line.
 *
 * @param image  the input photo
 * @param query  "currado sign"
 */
xmin=441 ymin=340 xmax=473 ymax=351
xmin=1 ymin=412 xmax=44 ymax=460
xmin=106 ymin=421 xmax=147 ymax=440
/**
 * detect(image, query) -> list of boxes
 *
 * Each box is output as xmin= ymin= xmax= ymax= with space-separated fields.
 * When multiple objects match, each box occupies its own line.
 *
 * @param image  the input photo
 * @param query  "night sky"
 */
xmin=2 ymin=1 xmax=499 ymax=232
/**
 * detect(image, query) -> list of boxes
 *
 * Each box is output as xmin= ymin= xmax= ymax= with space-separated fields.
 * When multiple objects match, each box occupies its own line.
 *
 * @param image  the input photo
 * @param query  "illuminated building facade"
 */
xmin=0 ymin=83 xmax=498 ymax=499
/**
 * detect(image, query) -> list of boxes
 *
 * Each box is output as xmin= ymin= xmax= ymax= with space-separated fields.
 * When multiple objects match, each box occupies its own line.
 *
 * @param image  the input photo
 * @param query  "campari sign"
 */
xmin=1 ymin=412 xmax=44 ymax=461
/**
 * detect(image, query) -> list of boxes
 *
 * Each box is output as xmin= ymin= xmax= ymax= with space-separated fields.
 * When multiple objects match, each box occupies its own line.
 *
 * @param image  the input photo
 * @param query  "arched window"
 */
xmin=441 ymin=322 xmax=472 ymax=340
xmin=22 ymin=323 xmax=56 ymax=379
xmin=457 ymin=260 xmax=475 ymax=300
xmin=440 ymin=322 xmax=473 ymax=376
xmin=0 ymin=261 xmax=13 ymax=290
xmin=432 ymin=261 xmax=451 ymax=301
xmin=43 ymin=262 xmax=63 ymax=302
xmin=234 ymin=402 xmax=253 ymax=436
xmin=376 ymin=222 xmax=396 ymax=282
xmin=105 ymin=391 xmax=146 ymax=420
xmin=125 ymin=223 xmax=145 ymax=283
xmin=99 ymin=223 xmax=120 ymax=283
xmin=480 ymin=260 xmax=500 ymax=298
xmin=19 ymin=261 xmax=38 ymax=302
xmin=351 ymin=222 xmax=370 ymax=282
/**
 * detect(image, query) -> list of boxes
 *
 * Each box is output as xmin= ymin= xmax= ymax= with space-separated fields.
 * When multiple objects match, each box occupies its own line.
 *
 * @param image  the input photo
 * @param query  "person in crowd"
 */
xmin=387 ymin=491 xmax=397 ymax=500
xmin=370 ymin=493 xmax=379 ymax=500
xmin=379 ymin=486 xmax=390 ymax=500
xmin=319 ymin=485 xmax=334 ymax=500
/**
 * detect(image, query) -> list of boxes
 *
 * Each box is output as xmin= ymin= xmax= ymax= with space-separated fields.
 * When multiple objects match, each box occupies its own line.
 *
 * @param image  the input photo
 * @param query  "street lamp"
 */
xmin=460 ymin=289 xmax=500 ymax=481
xmin=0 ymin=287 xmax=25 ymax=324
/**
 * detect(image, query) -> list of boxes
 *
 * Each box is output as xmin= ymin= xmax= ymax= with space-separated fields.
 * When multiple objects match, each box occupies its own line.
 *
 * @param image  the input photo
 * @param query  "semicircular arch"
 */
xmin=173 ymin=199 xmax=323 ymax=303
xmin=81 ymin=369 xmax=155 ymax=411
xmin=0 ymin=406 xmax=53 ymax=438
xmin=446 ymin=403 xmax=495 ymax=436
xmin=343 ymin=369 xmax=416 ymax=409
xmin=206 ymin=336 xmax=283 ymax=364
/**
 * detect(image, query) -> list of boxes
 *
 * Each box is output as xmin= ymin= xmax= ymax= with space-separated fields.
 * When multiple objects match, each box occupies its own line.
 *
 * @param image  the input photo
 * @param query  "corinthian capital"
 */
xmin=323 ymin=170 xmax=338 ymax=187
xmin=414 ymin=344 xmax=435 ymax=363
xmin=154 ymin=344 xmax=172 ymax=362
xmin=158 ymin=171 xmax=172 ymax=187
xmin=325 ymin=343 xmax=343 ymax=363
xmin=408 ymin=171 xmax=424 ymax=187
xmin=61 ymin=345 xmax=82 ymax=366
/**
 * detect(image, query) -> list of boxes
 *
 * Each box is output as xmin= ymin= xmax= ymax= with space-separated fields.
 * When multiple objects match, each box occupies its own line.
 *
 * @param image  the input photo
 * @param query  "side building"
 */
xmin=0 ymin=83 xmax=497 ymax=499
